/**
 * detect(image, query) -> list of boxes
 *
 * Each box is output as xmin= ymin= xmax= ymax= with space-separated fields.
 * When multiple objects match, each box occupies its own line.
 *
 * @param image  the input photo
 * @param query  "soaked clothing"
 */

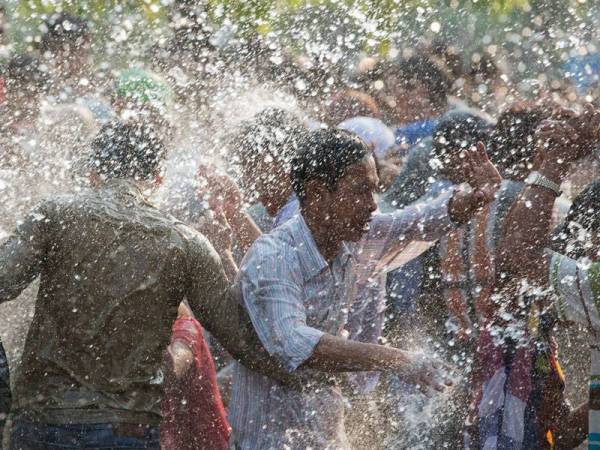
xmin=0 ymin=179 xmax=297 ymax=426
xmin=10 ymin=420 xmax=160 ymax=450
xmin=549 ymin=252 xmax=600 ymax=449
xmin=230 ymin=190 xmax=455 ymax=449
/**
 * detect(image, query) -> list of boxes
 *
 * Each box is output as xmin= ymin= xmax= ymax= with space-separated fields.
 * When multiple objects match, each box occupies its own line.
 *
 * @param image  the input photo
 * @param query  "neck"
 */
xmin=302 ymin=205 xmax=342 ymax=263
xmin=271 ymin=183 xmax=294 ymax=215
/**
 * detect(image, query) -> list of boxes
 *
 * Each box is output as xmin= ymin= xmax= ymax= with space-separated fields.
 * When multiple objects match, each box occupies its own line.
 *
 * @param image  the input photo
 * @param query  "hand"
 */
xmin=534 ymin=119 xmax=580 ymax=183
xmin=197 ymin=163 xmax=244 ymax=221
xmin=448 ymin=141 xmax=501 ymax=224
xmin=166 ymin=341 xmax=194 ymax=380
xmin=198 ymin=208 xmax=234 ymax=253
xmin=569 ymin=103 xmax=600 ymax=155
xmin=394 ymin=351 xmax=453 ymax=394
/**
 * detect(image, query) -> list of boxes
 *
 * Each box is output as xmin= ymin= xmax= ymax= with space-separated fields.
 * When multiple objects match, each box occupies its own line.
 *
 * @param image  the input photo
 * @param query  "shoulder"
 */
xmin=176 ymin=221 xmax=221 ymax=264
xmin=240 ymin=225 xmax=299 ymax=277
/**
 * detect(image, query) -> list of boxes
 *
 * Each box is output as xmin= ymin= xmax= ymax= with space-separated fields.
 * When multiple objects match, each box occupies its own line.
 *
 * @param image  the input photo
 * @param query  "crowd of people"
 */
xmin=1 ymin=2 xmax=600 ymax=450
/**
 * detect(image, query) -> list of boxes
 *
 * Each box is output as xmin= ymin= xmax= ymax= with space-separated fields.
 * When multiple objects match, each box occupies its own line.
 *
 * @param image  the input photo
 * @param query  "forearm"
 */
xmin=220 ymin=250 xmax=238 ymax=282
xmin=498 ymin=162 xmax=563 ymax=282
xmin=226 ymin=211 xmax=262 ymax=256
xmin=305 ymin=333 xmax=409 ymax=373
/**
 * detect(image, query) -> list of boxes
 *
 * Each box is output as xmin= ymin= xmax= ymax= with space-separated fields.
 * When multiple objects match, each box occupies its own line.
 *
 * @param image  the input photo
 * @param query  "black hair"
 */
xmin=2 ymin=54 xmax=49 ymax=91
xmin=487 ymin=105 xmax=546 ymax=177
xmin=291 ymin=128 xmax=369 ymax=202
xmin=402 ymin=56 xmax=451 ymax=107
xmin=432 ymin=111 xmax=492 ymax=160
xmin=90 ymin=121 xmax=166 ymax=180
xmin=233 ymin=108 xmax=306 ymax=171
xmin=551 ymin=182 xmax=600 ymax=259
xmin=357 ymin=56 xmax=451 ymax=111
xmin=39 ymin=13 xmax=90 ymax=52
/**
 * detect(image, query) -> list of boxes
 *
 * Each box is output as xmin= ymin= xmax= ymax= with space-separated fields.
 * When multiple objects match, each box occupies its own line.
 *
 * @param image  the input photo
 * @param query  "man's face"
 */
xmin=317 ymin=155 xmax=379 ymax=243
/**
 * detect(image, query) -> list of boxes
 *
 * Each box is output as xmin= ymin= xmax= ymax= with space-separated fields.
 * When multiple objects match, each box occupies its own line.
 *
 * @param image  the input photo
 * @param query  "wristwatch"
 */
xmin=525 ymin=171 xmax=562 ymax=196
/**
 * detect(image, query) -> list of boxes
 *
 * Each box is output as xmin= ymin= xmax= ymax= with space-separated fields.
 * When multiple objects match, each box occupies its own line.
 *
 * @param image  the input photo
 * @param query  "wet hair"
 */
xmin=90 ymin=121 xmax=166 ymax=180
xmin=2 ymin=54 xmax=49 ymax=91
xmin=39 ymin=13 xmax=90 ymax=53
xmin=487 ymin=105 xmax=547 ymax=177
xmin=291 ymin=128 xmax=369 ymax=202
xmin=551 ymin=182 xmax=600 ymax=259
xmin=470 ymin=53 xmax=500 ymax=82
xmin=233 ymin=108 xmax=306 ymax=171
xmin=432 ymin=111 xmax=492 ymax=161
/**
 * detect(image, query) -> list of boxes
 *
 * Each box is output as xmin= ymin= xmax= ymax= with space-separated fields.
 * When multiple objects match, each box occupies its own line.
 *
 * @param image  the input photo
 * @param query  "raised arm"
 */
xmin=498 ymin=118 xmax=590 ymax=284
xmin=197 ymin=164 xmax=262 ymax=257
xmin=0 ymin=203 xmax=51 ymax=303
xmin=369 ymin=142 xmax=501 ymax=264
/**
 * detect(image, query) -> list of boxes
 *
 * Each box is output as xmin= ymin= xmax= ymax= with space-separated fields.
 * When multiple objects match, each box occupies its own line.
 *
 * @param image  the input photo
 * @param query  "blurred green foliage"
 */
xmin=3 ymin=0 xmax=595 ymax=66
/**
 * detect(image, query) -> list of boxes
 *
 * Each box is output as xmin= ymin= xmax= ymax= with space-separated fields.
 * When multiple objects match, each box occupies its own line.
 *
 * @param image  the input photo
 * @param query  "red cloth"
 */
xmin=161 ymin=317 xmax=230 ymax=450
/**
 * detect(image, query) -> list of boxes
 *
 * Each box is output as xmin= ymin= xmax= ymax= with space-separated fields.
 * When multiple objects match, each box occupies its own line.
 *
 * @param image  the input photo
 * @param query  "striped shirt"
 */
xmin=229 ymin=190 xmax=455 ymax=449
xmin=549 ymin=252 xmax=600 ymax=449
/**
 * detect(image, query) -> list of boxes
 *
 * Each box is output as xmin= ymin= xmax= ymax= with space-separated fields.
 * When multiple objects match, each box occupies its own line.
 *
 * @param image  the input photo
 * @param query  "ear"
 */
xmin=153 ymin=170 xmax=164 ymax=188
xmin=303 ymin=179 xmax=330 ymax=207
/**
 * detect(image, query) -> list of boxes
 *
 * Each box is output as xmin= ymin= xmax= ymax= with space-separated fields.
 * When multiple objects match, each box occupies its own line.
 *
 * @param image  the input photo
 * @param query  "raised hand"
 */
xmin=569 ymin=103 xmax=600 ymax=157
xmin=448 ymin=141 xmax=501 ymax=224
xmin=463 ymin=141 xmax=502 ymax=195
xmin=197 ymin=163 xmax=244 ymax=222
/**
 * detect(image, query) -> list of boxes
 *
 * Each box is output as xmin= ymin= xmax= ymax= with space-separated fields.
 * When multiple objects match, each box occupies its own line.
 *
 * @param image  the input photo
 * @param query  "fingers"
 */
xmin=473 ymin=141 xmax=487 ymax=165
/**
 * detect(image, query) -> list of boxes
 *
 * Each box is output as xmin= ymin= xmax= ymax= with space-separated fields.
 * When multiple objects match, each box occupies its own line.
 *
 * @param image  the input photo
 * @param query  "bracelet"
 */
xmin=524 ymin=171 xmax=562 ymax=196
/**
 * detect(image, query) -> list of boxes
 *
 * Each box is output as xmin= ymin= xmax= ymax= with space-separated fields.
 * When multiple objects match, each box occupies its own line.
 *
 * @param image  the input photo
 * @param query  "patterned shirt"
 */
xmin=229 ymin=189 xmax=455 ymax=449
xmin=549 ymin=251 xmax=600 ymax=449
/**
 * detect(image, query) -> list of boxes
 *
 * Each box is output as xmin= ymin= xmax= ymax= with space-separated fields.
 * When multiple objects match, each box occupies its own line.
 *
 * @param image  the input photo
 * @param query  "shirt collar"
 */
xmin=101 ymin=179 xmax=148 ymax=204
xmin=290 ymin=213 xmax=355 ymax=282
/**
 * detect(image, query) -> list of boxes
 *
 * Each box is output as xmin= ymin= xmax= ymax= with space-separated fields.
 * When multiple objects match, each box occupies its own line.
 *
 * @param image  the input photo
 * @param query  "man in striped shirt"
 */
xmin=230 ymin=128 xmax=501 ymax=449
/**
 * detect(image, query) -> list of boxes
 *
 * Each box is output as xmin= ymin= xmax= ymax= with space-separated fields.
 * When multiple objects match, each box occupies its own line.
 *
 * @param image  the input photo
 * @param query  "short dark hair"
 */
xmin=291 ymin=128 xmax=369 ymax=202
xmin=233 ymin=108 xmax=306 ymax=171
xmin=3 ymin=54 xmax=49 ymax=90
xmin=487 ymin=105 xmax=547 ymax=176
xmin=39 ymin=13 xmax=90 ymax=52
xmin=551 ymin=182 xmax=600 ymax=259
xmin=361 ymin=56 xmax=451 ymax=109
xmin=432 ymin=111 xmax=492 ymax=160
xmin=90 ymin=121 xmax=166 ymax=180
xmin=398 ymin=56 xmax=451 ymax=108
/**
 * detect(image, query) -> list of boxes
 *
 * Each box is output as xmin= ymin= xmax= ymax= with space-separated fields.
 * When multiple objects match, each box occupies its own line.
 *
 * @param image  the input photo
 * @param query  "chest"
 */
xmin=303 ymin=257 xmax=356 ymax=335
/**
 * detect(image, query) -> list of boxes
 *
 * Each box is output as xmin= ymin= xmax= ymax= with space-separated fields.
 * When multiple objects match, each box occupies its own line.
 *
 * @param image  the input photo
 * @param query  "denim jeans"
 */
xmin=10 ymin=419 xmax=160 ymax=449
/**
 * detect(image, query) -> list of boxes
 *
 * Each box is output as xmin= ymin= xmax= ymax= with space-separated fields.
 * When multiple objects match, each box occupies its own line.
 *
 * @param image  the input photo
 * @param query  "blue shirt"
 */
xmin=394 ymin=119 xmax=439 ymax=147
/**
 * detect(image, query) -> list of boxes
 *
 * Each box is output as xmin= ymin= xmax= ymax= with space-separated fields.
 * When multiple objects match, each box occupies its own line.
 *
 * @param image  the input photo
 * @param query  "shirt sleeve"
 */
xmin=549 ymin=251 xmax=600 ymax=330
xmin=239 ymin=238 xmax=324 ymax=372
xmin=0 ymin=202 xmax=52 ymax=303
xmin=363 ymin=187 xmax=455 ymax=265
